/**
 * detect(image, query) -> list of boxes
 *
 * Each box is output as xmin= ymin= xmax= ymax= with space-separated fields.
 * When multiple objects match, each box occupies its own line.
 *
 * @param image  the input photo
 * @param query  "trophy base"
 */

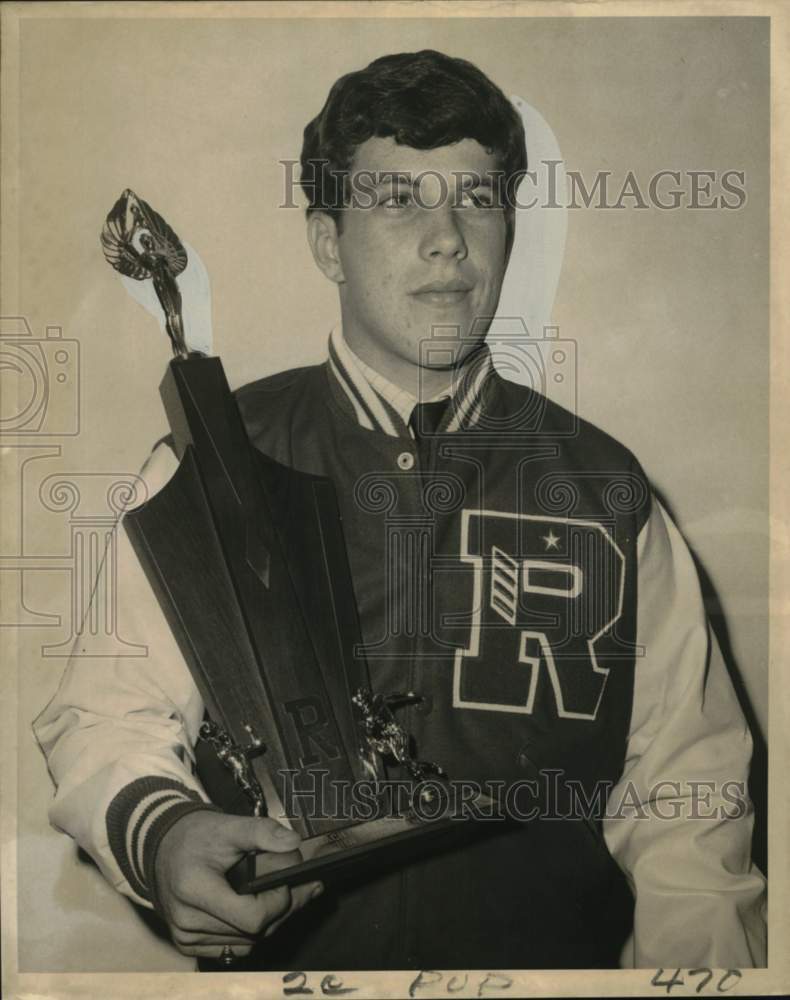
xmin=226 ymin=798 xmax=497 ymax=894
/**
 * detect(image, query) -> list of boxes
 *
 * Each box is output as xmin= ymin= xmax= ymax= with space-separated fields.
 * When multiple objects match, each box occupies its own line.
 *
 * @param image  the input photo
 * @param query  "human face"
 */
xmin=332 ymin=137 xmax=508 ymax=395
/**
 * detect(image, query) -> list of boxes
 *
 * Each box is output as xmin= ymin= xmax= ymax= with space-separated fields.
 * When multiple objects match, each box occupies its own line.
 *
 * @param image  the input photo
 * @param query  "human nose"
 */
xmin=418 ymin=205 xmax=468 ymax=262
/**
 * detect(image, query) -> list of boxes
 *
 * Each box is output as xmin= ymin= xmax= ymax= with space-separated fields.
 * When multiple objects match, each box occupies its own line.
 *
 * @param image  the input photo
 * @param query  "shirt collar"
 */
xmin=327 ymin=324 xmax=492 ymax=438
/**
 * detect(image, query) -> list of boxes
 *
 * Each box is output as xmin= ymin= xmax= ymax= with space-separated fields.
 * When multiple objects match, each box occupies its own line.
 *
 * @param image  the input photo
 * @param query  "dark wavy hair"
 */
xmin=300 ymin=50 xmax=527 ymax=246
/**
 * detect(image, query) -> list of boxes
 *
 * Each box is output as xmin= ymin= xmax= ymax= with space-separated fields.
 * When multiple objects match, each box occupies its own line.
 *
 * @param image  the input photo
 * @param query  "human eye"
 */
xmin=379 ymin=188 xmax=414 ymax=210
xmin=456 ymin=186 xmax=498 ymax=209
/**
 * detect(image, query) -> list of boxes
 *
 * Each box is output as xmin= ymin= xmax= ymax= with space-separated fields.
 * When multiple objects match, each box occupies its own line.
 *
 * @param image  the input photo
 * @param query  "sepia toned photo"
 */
xmin=1 ymin=3 xmax=787 ymax=998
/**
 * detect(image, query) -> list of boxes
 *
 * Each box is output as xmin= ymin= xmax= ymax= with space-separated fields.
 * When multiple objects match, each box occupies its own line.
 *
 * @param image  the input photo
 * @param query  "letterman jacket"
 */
xmin=34 ymin=333 xmax=767 ymax=969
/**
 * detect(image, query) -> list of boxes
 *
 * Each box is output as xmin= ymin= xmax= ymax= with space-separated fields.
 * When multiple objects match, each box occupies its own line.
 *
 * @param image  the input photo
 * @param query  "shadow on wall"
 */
xmin=694 ymin=557 xmax=768 ymax=877
xmin=653 ymin=490 xmax=768 ymax=877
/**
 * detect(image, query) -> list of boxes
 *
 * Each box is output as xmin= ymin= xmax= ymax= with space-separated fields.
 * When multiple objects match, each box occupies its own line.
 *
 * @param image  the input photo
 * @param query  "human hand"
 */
xmin=152 ymin=809 xmax=323 ymax=959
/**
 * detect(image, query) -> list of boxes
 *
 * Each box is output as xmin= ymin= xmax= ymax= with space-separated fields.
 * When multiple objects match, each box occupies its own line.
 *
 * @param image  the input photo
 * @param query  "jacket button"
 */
xmin=414 ymin=694 xmax=434 ymax=716
xmin=397 ymin=452 xmax=415 ymax=470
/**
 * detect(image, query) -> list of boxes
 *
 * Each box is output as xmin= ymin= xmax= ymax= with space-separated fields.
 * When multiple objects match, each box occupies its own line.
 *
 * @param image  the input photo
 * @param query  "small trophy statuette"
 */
xmin=199 ymin=721 xmax=267 ymax=817
xmin=101 ymin=189 xmax=189 ymax=358
xmin=352 ymin=688 xmax=446 ymax=787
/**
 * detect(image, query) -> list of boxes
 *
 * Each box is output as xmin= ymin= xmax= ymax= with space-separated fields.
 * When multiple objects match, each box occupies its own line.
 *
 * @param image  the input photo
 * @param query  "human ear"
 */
xmin=306 ymin=212 xmax=345 ymax=285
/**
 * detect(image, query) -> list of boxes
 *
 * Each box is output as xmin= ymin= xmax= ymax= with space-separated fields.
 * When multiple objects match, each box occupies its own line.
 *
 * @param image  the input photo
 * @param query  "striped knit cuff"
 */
xmin=106 ymin=776 xmax=218 ymax=907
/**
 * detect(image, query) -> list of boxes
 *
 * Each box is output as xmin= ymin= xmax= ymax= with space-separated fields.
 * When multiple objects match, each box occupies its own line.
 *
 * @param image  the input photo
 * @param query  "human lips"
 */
xmin=410 ymin=279 xmax=474 ymax=307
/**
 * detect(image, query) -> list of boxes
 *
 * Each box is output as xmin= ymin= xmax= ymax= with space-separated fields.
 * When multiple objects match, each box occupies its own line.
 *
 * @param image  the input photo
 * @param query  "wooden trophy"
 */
xmin=101 ymin=190 xmax=486 ymax=894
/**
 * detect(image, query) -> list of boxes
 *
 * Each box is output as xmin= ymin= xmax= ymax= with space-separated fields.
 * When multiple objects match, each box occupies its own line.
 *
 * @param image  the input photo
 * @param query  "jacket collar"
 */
xmin=326 ymin=325 xmax=493 ymax=439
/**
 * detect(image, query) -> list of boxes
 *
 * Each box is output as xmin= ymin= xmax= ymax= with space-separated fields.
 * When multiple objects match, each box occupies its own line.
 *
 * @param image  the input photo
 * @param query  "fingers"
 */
xmin=221 ymin=815 xmax=302 ymax=855
xmin=174 ymin=940 xmax=255 ymax=960
xmin=176 ymin=870 xmax=293 ymax=936
xmin=170 ymin=878 xmax=325 ymax=958
xmin=170 ymin=901 xmax=264 ymax=937
xmin=156 ymin=812 xmax=322 ymax=953
xmin=172 ymin=927 xmax=255 ymax=950
xmin=263 ymin=881 xmax=323 ymax=939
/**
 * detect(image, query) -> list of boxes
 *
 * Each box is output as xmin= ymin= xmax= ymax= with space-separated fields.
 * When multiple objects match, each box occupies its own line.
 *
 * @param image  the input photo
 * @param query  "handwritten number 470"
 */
xmin=651 ymin=969 xmax=742 ymax=994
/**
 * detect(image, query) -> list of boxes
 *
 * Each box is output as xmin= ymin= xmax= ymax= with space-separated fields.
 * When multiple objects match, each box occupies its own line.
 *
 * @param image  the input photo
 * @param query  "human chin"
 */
xmin=405 ymin=314 xmax=483 ymax=371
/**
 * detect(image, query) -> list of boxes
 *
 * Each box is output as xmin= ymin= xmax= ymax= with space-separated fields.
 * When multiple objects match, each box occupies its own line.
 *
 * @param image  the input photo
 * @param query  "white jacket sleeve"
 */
xmin=604 ymin=496 xmax=767 ymax=967
xmin=33 ymin=441 xmax=214 ymax=909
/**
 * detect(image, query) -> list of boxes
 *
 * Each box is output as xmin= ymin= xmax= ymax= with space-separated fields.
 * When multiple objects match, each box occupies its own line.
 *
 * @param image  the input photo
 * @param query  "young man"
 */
xmin=35 ymin=50 xmax=766 ymax=970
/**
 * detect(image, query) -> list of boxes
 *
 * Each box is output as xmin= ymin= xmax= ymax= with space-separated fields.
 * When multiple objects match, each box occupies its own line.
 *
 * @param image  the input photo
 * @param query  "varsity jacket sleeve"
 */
xmin=603 ymin=495 xmax=767 ymax=967
xmin=33 ymin=441 xmax=216 ymax=909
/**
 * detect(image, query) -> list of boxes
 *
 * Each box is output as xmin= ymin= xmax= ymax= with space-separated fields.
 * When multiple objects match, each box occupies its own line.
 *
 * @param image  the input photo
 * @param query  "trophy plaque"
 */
xmin=102 ymin=190 xmax=490 ymax=895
